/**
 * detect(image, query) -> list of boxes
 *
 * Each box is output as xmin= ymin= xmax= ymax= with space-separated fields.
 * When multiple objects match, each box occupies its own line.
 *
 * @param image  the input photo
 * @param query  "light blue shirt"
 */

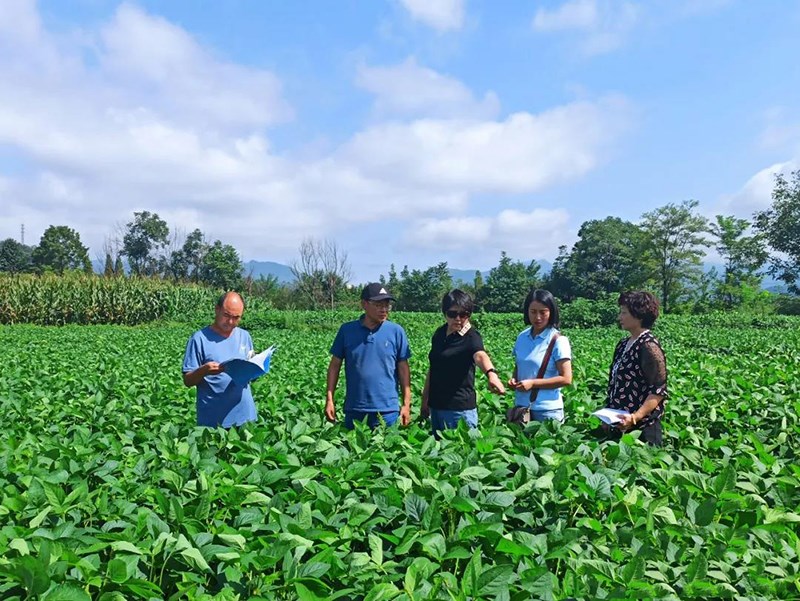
xmin=512 ymin=326 xmax=572 ymax=410
xmin=183 ymin=326 xmax=257 ymax=427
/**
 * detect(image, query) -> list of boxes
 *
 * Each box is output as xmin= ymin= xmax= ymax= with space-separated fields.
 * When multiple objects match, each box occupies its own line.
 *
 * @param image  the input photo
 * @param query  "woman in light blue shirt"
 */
xmin=508 ymin=289 xmax=572 ymax=422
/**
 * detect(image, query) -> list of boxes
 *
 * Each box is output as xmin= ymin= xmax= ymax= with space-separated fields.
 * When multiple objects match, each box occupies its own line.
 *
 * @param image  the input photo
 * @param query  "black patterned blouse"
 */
xmin=606 ymin=331 xmax=668 ymax=427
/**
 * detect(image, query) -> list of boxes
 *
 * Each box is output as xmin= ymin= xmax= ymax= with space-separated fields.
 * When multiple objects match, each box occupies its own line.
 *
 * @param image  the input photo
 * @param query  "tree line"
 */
xmin=2 ymin=171 xmax=799 ymax=313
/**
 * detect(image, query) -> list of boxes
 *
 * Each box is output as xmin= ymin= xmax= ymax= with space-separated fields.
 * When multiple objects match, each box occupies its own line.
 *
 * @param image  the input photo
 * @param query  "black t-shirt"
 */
xmin=428 ymin=324 xmax=485 ymax=410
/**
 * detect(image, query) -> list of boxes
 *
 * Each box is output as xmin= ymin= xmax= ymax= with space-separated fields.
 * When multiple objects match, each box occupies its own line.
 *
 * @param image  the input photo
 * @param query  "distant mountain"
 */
xmin=243 ymin=260 xmax=295 ymax=284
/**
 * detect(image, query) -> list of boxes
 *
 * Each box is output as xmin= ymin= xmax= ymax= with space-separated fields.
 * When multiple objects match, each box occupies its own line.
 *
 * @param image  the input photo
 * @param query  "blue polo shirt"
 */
xmin=512 ymin=326 xmax=571 ymax=410
xmin=330 ymin=317 xmax=411 ymax=412
xmin=182 ymin=326 xmax=257 ymax=428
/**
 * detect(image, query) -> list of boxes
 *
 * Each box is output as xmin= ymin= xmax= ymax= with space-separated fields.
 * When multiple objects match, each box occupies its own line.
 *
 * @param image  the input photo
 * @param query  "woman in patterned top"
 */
xmin=604 ymin=291 xmax=668 ymax=446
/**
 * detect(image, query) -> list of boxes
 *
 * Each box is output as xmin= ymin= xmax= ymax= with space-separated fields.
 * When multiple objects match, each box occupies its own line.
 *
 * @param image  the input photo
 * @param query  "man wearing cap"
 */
xmin=325 ymin=283 xmax=412 ymax=429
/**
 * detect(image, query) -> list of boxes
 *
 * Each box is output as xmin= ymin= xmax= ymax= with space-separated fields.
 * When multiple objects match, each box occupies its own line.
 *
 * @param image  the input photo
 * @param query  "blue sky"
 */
xmin=2 ymin=0 xmax=799 ymax=281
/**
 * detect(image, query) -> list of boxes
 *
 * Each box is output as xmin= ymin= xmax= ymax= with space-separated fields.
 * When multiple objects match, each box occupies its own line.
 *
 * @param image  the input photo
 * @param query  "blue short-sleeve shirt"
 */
xmin=513 ymin=326 xmax=572 ymax=410
xmin=330 ymin=317 xmax=411 ymax=412
xmin=182 ymin=326 xmax=257 ymax=427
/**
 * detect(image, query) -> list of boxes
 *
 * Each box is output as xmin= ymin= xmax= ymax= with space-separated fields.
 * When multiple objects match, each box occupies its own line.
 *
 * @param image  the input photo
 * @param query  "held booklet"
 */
xmin=221 ymin=345 xmax=277 ymax=387
xmin=591 ymin=407 xmax=630 ymax=425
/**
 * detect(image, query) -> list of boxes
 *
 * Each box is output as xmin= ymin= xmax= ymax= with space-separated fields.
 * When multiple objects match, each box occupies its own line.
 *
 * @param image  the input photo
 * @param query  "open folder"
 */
xmin=591 ymin=407 xmax=630 ymax=425
xmin=221 ymin=345 xmax=277 ymax=386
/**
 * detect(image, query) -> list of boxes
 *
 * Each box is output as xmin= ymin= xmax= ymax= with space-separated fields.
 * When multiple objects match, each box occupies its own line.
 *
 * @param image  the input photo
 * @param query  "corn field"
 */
xmin=0 ymin=274 xmax=220 ymax=325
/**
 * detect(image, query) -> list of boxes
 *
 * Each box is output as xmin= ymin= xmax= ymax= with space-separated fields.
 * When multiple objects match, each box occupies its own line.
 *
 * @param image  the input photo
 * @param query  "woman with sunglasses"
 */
xmin=509 ymin=289 xmax=572 ymax=423
xmin=421 ymin=289 xmax=505 ymax=434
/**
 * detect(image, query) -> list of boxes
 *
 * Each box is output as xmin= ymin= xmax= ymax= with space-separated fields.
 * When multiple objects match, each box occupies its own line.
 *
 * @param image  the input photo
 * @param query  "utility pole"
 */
xmin=20 ymin=223 xmax=25 ymax=245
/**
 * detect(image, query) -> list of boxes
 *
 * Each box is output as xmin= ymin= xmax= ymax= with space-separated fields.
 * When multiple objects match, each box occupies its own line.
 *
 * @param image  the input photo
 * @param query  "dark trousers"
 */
xmin=595 ymin=419 xmax=663 ymax=446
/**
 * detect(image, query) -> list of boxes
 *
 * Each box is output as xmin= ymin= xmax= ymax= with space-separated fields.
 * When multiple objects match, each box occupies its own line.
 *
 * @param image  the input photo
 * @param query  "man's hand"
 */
xmin=184 ymin=362 xmax=223 ymax=387
xmin=204 ymin=362 xmax=224 ymax=375
xmin=400 ymin=404 xmax=411 ymax=426
xmin=324 ymin=400 xmax=337 ymax=423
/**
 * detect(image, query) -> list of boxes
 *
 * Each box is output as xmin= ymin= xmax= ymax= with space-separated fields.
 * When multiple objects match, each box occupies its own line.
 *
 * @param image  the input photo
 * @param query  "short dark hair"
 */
xmin=618 ymin=291 xmax=659 ymax=328
xmin=523 ymin=289 xmax=560 ymax=328
xmin=441 ymin=289 xmax=474 ymax=314
xmin=216 ymin=291 xmax=244 ymax=309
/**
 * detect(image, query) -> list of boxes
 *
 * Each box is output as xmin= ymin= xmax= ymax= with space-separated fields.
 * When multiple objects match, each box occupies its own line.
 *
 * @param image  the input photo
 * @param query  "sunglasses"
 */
xmin=446 ymin=310 xmax=471 ymax=319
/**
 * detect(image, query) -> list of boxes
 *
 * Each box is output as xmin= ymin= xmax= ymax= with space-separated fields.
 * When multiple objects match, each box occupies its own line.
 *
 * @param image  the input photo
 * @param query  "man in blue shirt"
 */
xmin=325 ymin=283 xmax=412 ymax=429
xmin=182 ymin=292 xmax=257 ymax=428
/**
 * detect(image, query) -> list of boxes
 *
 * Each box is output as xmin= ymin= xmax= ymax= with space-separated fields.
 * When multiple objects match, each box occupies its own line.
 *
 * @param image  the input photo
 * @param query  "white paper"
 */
xmin=591 ymin=407 xmax=630 ymax=425
xmin=221 ymin=345 xmax=276 ymax=386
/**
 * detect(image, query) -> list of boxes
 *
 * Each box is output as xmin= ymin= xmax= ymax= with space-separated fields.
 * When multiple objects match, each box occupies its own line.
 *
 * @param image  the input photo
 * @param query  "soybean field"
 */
xmin=1 ymin=313 xmax=799 ymax=600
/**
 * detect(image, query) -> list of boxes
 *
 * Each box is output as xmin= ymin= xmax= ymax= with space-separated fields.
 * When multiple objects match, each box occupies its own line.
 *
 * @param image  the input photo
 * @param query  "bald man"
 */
xmin=182 ymin=292 xmax=258 ymax=427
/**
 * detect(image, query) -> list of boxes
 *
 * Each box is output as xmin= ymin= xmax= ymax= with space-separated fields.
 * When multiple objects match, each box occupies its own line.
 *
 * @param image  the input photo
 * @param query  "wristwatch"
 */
xmin=485 ymin=368 xmax=498 ymax=377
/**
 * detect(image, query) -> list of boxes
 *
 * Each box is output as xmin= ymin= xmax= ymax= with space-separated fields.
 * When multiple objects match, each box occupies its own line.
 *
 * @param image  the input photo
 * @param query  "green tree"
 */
xmin=640 ymin=200 xmax=709 ymax=313
xmin=31 ymin=226 xmax=91 ymax=274
xmin=122 ymin=211 xmax=169 ymax=276
xmin=709 ymin=215 xmax=768 ymax=308
xmin=114 ymin=255 xmax=125 ymax=277
xmin=200 ymin=240 xmax=243 ymax=290
xmin=754 ymin=170 xmax=800 ymax=294
xmin=395 ymin=262 xmax=452 ymax=311
xmin=380 ymin=264 xmax=400 ymax=292
xmin=546 ymin=217 xmax=651 ymax=300
xmin=103 ymin=253 xmax=114 ymax=278
xmin=0 ymin=238 xmax=34 ymax=273
xmin=478 ymin=252 xmax=542 ymax=312
xmin=473 ymin=270 xmax=484 ymax=292
xmin=169 ymin=228 xmax=207 ymax=282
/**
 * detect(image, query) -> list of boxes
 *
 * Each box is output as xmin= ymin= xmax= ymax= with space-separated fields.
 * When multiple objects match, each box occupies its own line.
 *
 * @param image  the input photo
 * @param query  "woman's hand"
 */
xmin=488 ymin=373 xmax=506 ymax=395
xmin=420 ymin=400 xmax=430 ymax=419
xmin=617 ymin=413 xmax=638 ymax=431
xmin=509 ymin=378 xmax=536 ymax=392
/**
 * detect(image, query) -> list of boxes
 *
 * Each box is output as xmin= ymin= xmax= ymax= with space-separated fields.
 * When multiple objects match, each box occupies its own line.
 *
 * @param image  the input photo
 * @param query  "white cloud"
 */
xmin=397 ymin=0 xmax=465 ymax=31
xmin=1 ymin=1 xmax=628 ymax=267
xmin=98 ymin=4 xmax=291 ymax=129
xmin=356 ymin=58 xmax=499 ymax=119
xmin=341 ymin=96 xmax=630 ymax=194
xmin=406 ymin=208 xmax=571 ymax=256
xmin=719 ymin=160 xmax=799 ymax=216
xmin=532 ymin=0 xmax=640 ymax=56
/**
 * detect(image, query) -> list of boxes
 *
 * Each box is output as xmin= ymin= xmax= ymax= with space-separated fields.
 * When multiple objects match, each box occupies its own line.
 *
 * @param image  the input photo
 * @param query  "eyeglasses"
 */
xmin=446 ymin=310 xmax=471 ymax=319
xmin=369 ymin=300 xmax=393 ymax=309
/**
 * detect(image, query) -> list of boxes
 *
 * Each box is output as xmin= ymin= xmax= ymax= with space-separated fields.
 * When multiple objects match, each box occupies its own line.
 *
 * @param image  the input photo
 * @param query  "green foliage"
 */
xmin=0 ymin=315 xmax=799 ymax=598
xmin=775 ymin=293 xmax=800 ymax=315
xmin=0 ymin=238 xmax=34 ymax=273
xmin=546 ymin=218 xmax=650 ymax=301
xmin=640 ymin=200 xmax=709 ymax=313
xmin=754 ymin=170 xmax=800 ymax=293
xmin=559 ymin=295 xmax=619 ymax=328
xmin=122 ymin=211 xmax=170 ymax=277
xmin=103 ymin=253 xmax=114 ymax=278
xmin=709 ymin=215 xmax=768 ymax=308
xmin=0 ymin=273 xmax=219 ymax=325
xmin=477 ymin=252 xmax=542 ymax=313
xmin=169 ymin=228 xmax=207 ymax=282
xmin=200 ymin=241 xmax=243 ymax=290
xmin=31 ymin=226 xmax=91 ymax=275
xmin=394 ymin=263 xmax=452 ymax=312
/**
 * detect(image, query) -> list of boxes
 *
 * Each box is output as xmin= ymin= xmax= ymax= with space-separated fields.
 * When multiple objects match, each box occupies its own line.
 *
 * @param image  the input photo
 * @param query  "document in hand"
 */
xmin=222 ymin=346 xmax=277 ymax=386
xmin=591 ymin=407 xmax=630 ymax=425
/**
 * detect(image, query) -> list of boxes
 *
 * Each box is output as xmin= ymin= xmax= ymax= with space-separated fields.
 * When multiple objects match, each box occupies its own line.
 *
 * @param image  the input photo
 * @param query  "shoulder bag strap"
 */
xmin=529 ymin=332 xmax=560 ymax=405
